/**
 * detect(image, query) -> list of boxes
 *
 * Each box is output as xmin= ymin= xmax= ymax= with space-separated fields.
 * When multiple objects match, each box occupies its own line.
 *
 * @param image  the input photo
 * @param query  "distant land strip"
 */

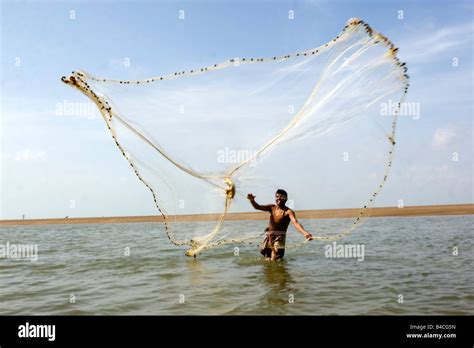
xmin=1 ymin=204 xmax=473 ymax=226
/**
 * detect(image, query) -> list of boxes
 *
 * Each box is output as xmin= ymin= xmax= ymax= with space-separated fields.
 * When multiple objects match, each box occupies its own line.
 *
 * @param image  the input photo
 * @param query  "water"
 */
xmin=0 ymin=215 xmax=472 ymax=315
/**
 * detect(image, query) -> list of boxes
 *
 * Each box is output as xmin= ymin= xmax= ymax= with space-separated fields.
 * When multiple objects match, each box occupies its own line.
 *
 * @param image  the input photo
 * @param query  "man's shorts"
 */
xmin=260 ymin=233 xmax=286 ymax=259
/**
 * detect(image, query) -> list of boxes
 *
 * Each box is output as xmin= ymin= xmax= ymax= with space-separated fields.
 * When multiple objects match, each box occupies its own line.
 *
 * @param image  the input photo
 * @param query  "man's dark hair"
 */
xmin=276 ymin=189 xmax=288 ymax=197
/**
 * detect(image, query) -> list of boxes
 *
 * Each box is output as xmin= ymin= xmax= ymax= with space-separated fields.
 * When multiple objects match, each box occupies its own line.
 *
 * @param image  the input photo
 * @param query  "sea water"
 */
xmin=0 ymin=215 xmax=472 ymax=315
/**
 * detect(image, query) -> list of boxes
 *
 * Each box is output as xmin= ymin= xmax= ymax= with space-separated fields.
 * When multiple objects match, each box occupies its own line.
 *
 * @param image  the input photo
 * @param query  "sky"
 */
xmin=1 ymin=0 xmax=473 ymax=219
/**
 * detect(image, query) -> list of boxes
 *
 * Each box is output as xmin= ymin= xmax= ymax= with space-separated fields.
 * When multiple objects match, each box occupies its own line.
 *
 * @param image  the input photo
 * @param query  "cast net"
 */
xmin=62 ymin=18 xmax=409 ymax=256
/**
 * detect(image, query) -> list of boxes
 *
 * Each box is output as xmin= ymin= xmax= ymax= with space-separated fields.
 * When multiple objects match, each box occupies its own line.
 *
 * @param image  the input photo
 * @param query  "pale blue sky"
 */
xmin=1 ymin=0 xmax=473 ymax=219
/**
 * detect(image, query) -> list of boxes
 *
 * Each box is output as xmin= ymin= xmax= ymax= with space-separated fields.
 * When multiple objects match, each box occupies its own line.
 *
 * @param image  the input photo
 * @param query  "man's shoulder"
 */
xmin=262 ymin=204 xmax=275 ymax=212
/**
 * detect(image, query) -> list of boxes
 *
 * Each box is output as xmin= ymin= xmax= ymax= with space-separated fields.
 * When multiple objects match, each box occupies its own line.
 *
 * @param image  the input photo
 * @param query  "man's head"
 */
xmin=275 ymin=189 xmax=288 ymax=207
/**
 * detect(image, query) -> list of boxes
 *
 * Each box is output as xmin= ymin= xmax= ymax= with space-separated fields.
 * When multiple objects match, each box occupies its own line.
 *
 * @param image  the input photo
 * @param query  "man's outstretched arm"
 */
xmin=288 ymin=210 xmax=313 ymax=240
xmin=247 ymin=193 xmax=272 ymax=212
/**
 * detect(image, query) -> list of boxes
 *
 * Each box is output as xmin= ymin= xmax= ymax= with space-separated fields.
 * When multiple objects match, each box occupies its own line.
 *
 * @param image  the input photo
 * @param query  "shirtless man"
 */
xmin=247 ymin=189 xmax=313 ymax=261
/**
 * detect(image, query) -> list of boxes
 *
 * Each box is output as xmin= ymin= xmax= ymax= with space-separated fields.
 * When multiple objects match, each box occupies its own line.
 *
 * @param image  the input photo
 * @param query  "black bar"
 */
xmin=0 ymin=316 xmax=472 ymax=346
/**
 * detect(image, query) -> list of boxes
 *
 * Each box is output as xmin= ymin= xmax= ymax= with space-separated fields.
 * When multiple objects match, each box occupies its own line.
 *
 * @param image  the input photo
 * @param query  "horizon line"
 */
xmin=1 ymin=203 xmax=473 ymax=226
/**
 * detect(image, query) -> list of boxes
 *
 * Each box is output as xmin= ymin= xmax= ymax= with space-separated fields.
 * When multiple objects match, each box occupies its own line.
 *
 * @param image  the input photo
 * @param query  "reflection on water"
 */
xmin=185 ymin=258 xmax=208 ymax=287
xmin=263 ymin=260 xmax=292 ymax=291
xmin=262 ymin=260 xmax=295 ymax=305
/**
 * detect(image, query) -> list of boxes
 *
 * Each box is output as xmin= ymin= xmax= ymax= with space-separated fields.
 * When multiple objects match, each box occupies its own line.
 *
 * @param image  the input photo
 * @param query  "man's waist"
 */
xmin=266 ymin=230 xmax=287 ymax=236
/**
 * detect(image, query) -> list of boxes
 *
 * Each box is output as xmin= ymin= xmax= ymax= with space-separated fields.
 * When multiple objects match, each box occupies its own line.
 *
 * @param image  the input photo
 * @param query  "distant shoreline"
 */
xmin=1 ymin=204 xmax=472 ymax=226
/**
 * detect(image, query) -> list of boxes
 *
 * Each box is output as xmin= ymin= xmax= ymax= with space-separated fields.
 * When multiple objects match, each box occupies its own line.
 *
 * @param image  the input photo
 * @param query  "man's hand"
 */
xmin=247 ymin=193 xmax=256 ymax=201
xmin=305 ymin=233 xmax=313 ymax=241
